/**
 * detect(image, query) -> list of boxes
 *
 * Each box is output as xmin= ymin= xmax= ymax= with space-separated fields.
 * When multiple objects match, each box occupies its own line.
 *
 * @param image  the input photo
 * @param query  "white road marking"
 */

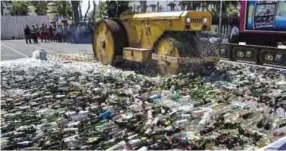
xmin=1 ymin=43 xmax=29 ymax=58
xmin=29 ymin=44 xmax=57 ymax=53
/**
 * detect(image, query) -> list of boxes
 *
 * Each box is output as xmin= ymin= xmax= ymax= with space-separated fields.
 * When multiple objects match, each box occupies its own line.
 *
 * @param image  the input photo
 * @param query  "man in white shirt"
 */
xmin=230 ymin=23 xmax=239 ymax=43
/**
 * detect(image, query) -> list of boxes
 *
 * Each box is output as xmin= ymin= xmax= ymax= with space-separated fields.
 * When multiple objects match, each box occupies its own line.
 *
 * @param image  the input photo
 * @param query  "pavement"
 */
xmin=1 ymin=40 xmax=285 ymax=71
xmin=1 ymin=40 xmax=93 ymax=61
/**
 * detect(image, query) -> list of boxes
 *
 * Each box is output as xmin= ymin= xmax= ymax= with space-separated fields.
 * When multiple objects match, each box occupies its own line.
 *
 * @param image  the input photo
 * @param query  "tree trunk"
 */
xmin=84 ymin=0 xmax=90 ymax=22
xmin=79 ymin=2 xmax=82 ymax=22
xmin=71 ymin=1 xmax=80 ymax=25
xmin=140 ymin=1 xmax=147 ymax=13
xmin=187 ymin=1 xmax=193 ymax=10
xmin=63 ymin=2 xmax=67 ymax=17
xmin=92 ymin=0 xmax=96 ymax=22
xmin=193 ymin=2 xmax=199 ymax=10
xmin=180 ymin=2 xmax=184 ymax=11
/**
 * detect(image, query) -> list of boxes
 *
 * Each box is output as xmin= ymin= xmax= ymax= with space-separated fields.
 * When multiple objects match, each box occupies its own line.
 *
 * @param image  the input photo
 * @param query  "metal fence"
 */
xmin=1 ymin=16 xmax=50 ymax=40
xmin=211 ymin=25 xmax=231 ymax=37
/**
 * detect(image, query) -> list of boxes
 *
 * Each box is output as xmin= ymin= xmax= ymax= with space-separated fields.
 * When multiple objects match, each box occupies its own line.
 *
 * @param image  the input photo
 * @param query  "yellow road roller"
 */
xmin=93 ymin=3 xmax=218 ymax=75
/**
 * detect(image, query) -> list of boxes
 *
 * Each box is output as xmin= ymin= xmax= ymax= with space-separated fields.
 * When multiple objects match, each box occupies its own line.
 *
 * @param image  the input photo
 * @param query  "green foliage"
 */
xmin=55 ymin=1 xmax=73 ymax=17
xmin=98 ymin=1 xmax=108 ymax=18
xmin=34 ymin=2 xmax=48 ymax=16
xmin=10 ymin=1 xmax=30 ymax=16
xmin=94 ymin=1 xmax=130 ymax=18
xmin=117 ymin=1 xmax=129 ymax=15
xmin=205 ymin=1 xmax=240 ymax=25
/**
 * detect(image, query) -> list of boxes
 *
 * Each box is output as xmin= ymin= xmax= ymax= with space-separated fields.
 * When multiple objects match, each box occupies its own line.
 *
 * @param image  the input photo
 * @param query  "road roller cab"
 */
xmin=93 ymin=7 xmax=218 ymax=75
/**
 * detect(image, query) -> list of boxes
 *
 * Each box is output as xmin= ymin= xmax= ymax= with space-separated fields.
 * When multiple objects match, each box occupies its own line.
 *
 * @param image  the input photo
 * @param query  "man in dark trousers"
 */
xmin=24 ymin=25 xmax=31 ymax=44
xmin=31 ymin=25 xmax=38 ymax=44
xmin=229 ymin=15 xmax=240 ymax=43
xmin=48 ymin=24 xmax=54 ymax=41
xmin=40 ymin=23 xmax=45 ymax=42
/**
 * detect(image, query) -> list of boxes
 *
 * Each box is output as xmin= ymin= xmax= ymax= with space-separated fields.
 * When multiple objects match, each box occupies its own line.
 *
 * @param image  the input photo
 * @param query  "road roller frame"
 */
xmin=218 ymin=43 xmax=286 ymax=66
xmin=93 ymin=11 xmax=219 ymax=75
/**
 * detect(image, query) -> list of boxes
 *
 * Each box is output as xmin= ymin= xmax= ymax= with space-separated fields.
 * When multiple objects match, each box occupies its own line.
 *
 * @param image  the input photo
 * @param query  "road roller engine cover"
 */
xmin=93 ymin=1 xmax=218 ymax=76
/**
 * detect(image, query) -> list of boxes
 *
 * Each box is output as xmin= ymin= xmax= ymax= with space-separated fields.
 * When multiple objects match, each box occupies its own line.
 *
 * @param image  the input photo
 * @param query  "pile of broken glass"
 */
xmin=1 ymin=59 xmax=285 ymax=150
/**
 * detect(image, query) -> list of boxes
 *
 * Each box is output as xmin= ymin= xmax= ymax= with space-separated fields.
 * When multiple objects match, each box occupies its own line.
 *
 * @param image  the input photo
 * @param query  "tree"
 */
xmin=87 ymin=1 xmax=98 ymax=22
xmin=10 ymin=1 xmax=30 ymax=16
xmin=179 ymin=1 xmax=188 ymax=11
xmin=0 ymin=1 xmax=11 ymax=16
xmin=185 ymin=1 xmax=201 ymax=10
xmin=71 ymin=1 xmax=80 ymax=25
xmin=79 ymin=2 xmax=82 ymax=21
xmin=117 ymin=1 xmax=129 ymax=16
xmin=83 ymin=0 xmax=91 ymax=22
xmin=156 ymin=2 xmax=160 ymax=12
xmin=167 ymin=2 xmax=176 ymax=11
xmin=150 ymin=4 xmax=156 ymax=12
xmin=140 ymin=1 xmax=147 ymax=13
xmin=204 ymin=1 xmax=240 ymax=25
xmin=92 ymin=0 xmax=96 ymax=22
xmin=98 ymin=0 xmax=107 ymax=18
xmin=55 ymin=1 xmax=73 ymax=17
xmin=34 ymin=1 xmax=48 ymax=16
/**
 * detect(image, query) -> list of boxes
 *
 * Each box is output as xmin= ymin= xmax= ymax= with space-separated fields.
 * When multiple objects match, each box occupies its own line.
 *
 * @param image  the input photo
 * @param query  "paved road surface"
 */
xmin=2 ymin=40 xmax=285 ymax=71
xmin=1 ymin=40 xmax=93 ymax=61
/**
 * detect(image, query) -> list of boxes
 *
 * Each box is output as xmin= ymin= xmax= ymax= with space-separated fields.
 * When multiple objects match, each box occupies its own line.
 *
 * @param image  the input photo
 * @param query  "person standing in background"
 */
xmin=53 ymin=24 xmax=57 ymax=42
xmin=24 ymin=25 xmax=31 ymax=44
xmin=31 ymin=25 xmax=38 ymax=43
xmin=230 ymin=15 xmax=240 ymax=43
xmin=56 ymin=25 xmax=63 ymax=42
xmin=230 ymin=23 xmax=239 ymax=43
xmin=67 ymin=24 xmax=74 ymax=43
xmin=40 ymin=24 xmax=45 ymax=42
xmin=62 ymin=25 xmax=68 ymax=42
xmin=74 ymin=25 xmax=81 ymax=43
xmin=48 ymin=24 xmax=53 ymax=41
xmin=43 ymin=24 xmax=49 ymax=42
xmin=60 ymin=25 xmax=64 ymax=42
xmin=36 ymin=24 xmax=40 ymax=40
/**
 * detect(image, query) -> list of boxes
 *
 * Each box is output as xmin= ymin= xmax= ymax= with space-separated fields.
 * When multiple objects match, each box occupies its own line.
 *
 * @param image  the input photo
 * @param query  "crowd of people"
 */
xmin=23 ymin=23 xmax=93 ymax=44
xmin=24 ymin=23 xmax=68 ymax=44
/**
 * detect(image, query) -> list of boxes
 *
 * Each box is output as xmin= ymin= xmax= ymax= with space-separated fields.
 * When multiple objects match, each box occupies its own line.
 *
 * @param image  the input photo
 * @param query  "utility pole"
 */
xmin=219 ymin=0 xmax=223 ymax=38
xmin=98 ymin=0 xmax=101 ymax=18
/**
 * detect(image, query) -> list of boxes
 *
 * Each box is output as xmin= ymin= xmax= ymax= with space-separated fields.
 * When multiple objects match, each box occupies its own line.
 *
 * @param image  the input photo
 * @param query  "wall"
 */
xmin=1 ymin=16 xmax=50 ymax=40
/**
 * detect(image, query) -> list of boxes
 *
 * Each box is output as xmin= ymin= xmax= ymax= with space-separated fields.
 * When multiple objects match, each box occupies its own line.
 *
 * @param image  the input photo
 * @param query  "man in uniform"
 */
xmin=31 ymin=25 xmax=38 ymax=43
xmin=24 ymin=25 xmax=31 ymax=44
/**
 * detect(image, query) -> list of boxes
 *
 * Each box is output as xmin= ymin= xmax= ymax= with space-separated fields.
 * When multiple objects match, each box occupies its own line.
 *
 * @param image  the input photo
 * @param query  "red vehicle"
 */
xmin=219 ymin=0 xmax=286 ymax=66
